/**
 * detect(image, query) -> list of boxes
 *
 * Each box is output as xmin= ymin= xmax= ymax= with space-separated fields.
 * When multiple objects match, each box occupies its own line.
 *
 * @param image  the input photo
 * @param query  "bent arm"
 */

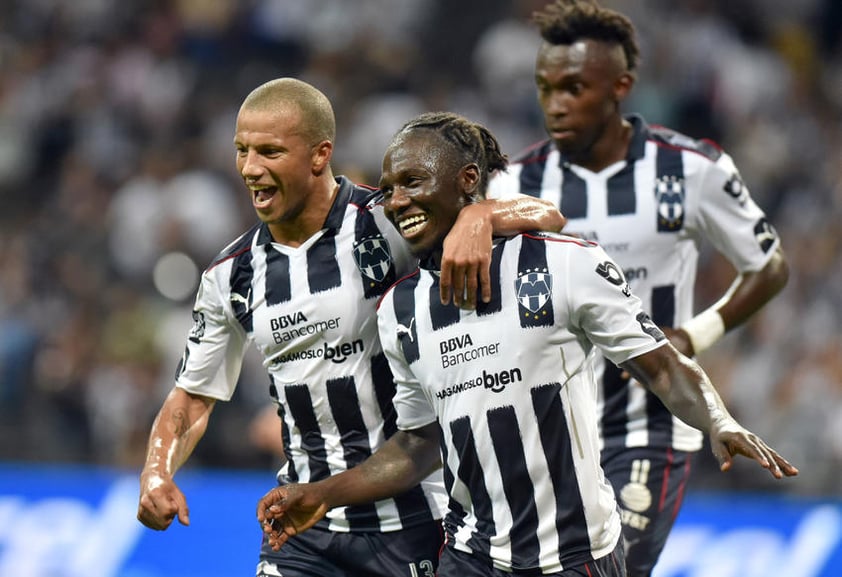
xmin=621 ymin=344 xmax=797 ymax=478
xmin=257 ymin=424 xmax=441 ymax=548
xmin=676 ymin=247 xmax=788 ymax=356
xmin=140 ymin=387 xmax=216 ymax=486
xmin=137 ymin=387 xmax=216 ymax=529
xmin=319 ymin=423 xmax=442 ymax=508
xmin=441 ymin=196 xmax=566 ymax=308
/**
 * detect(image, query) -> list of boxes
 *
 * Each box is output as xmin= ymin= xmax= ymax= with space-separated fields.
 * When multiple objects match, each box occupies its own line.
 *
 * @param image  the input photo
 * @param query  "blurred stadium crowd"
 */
xmin=0 ymin=0 xmax=840 ymax=495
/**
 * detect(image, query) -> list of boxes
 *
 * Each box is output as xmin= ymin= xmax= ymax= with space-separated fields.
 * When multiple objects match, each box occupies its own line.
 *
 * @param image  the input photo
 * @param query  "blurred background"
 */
xmin=0 ymin=0 xmax=840 ymax=554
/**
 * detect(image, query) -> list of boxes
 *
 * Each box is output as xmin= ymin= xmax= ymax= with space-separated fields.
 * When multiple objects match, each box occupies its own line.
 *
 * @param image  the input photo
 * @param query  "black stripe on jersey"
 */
xmin=268 ymin=378 xmax=292 ymax=465
xmin=392 ymin=273 xmax=421 ymax=364
xmin=326 ymin=377 xmax=379 ymax=529
xmin=306 ymin=234 xmax=342 ymax=293
xmin=600 ymin=362 xmax=631 ymax=441
xmin=488 ymin=405 xmax=541 ymax=568
xmin=561 ymin=164 xmax=587 ymax=219
xmin=515 ymin=141 xmax=554 ymax=197
xmin=650 ymin=284 xmax=676 ymax=328
xmin=429 ymin=279 xmax=460 ymax=331
xmin=229 ymin=247 xmax=256 ymax=333
xmin=477 ymin=242 xmax=505 ymax=317
xmin=655 ymin=144 xmax=686 ymax=232
xmin=532 ymin=383 xmax=594 ymax=568
xmin=607 ymin=163 xmax=636 ymax=215
xmin=645 ymin=285 xmax=677 ymax=439
xmin=449 ymin=416 xmax=494 ymax=561
xmin=517 ymin=236 xmax=555 ymax=328
xmin=284 ymin=384 xmax=329 ymax=483
xmin=354 ymin=208 xmax=397 ymax=299
xmin=370 ymin=352 xmax=398 ymax=437
xmin=264 ymin=245 xmax=292 ymax=305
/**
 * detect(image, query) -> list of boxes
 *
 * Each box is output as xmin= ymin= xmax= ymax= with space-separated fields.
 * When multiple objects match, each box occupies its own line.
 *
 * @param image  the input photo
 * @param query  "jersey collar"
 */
xmin=255 ymin=176 xmax=353 ymax=245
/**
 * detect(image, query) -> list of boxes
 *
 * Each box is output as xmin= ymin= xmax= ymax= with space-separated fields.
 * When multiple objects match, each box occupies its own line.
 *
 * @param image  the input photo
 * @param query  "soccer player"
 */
xmin=256 ymin=111 xmax=797 ymax=577
xmin=135 ymin=79 xmax=565 ymax=577
xmin=486 ymin=2 xmax=791 ymax=575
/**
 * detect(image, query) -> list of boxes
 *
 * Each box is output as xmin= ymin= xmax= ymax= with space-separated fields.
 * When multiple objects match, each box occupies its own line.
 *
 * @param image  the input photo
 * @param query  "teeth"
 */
xmin=400 ymin=215 xmax=427 ymax=235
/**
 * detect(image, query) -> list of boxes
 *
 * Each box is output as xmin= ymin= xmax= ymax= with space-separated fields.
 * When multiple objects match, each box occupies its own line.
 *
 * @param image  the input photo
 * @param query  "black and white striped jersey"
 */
xmin=377 ymin=233 xmax=666 ymax=573
xmin=175 ymin=176 xmax=447 ymax=533
xmin=488 ymin=115 xmax=780 ymax=453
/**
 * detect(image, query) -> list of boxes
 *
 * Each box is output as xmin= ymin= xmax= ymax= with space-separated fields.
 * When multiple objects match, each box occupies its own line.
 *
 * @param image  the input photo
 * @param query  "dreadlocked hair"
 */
xmin=533 ymin=0 xmax=640 ymax=72
xmin=398 ymin=111 xmax=508 ymax=196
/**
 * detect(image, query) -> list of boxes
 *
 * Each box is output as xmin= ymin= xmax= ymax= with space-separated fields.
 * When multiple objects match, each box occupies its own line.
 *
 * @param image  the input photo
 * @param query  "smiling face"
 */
xmin=379 ymin=130 xmax=478 ymax=262
xmin=234 ymin=103 xmax=332 ymax=242
xmin=535 ymin=39 xmax=632 ymax=166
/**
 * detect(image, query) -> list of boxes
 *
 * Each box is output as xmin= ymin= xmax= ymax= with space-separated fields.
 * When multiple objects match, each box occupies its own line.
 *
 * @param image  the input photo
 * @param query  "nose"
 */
xmin=544 ymin=90 xmax=567 ymax=117
xmin=384 ymin=186 xmax=412 ymax=215
xmin=240 ymin=149 xmax=263 ymax=179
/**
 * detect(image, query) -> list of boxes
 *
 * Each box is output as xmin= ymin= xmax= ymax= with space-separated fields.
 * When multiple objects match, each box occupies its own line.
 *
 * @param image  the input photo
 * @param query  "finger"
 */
xmin=450 ymin=266 xmax=466 ymax=307
xmin=463 ymin=264 xmax=479 ymax=310
xmin=173 ymin=493 xmax=190 ymax=526
xmin=439 ymin=264 xmax=453 ymax=306
xmin=710 ymin=440 xmax=732 ymax=472
xmin=479 ymin=262 xmax=491 ymax=304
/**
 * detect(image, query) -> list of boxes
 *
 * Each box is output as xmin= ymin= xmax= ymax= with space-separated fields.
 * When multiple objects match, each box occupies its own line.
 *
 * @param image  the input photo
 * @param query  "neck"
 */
xmin=268 ymin=176 xmax=338 ymax=247
xmin=570 ymin=116 xmax=632 ymax=172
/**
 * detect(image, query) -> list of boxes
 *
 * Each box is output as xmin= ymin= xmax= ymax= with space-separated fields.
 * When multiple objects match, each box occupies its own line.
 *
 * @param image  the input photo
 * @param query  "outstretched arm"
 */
xmin=440 ymin=196 xmax=566 ymax=308
xmin=621 ymin=344 xmax=798 ymax=478
xmin=137 ymin=387 xmax=215 ymax=530
xmin=257 ymin=423 xmax=441 ymax=550
xmin=670 ymin=247 xmax=789 ymax=356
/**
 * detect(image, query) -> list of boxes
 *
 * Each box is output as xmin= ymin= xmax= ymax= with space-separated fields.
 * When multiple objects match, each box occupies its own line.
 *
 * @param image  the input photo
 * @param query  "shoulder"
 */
xmin=206 ymin=224 xmax=262 ymax=273
xmin=510 ymin=138 xmax=555 ymax=167
xmin=646 ymin=123 xmax=724 ymax=163
xmin=376 ymin=268 xmax=421 ymax=312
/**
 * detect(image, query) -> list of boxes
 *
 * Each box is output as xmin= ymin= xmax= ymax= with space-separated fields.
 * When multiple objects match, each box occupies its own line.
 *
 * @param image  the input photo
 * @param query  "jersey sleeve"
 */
xmin=691 ymin=152 xmax=780 ymax=273
xmin=376 ymin=291 xmax=438 ymax=431
xmin=562 ymin=241 xmax=667 ymax=366
xmin=174 ymin=267 xmax=249 ymax=401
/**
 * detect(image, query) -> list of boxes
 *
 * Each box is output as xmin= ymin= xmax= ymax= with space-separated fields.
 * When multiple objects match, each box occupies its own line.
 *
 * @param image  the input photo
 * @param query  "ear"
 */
xmin=614 ymin=71 xmax=635 ymax=103
xmin=459 ymin=163 xmax=481 ymax=199
xmin=311 ymin=140 xmax=333 ymax=175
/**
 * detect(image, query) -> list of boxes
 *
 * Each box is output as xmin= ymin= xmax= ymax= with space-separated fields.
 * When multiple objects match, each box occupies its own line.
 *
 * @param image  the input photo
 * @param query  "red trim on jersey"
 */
xmin=375 ymin=268 xmax=421 ymax=311
xmin=648 ymin=136 xmax=723 ymax=161
xmin=672 ymin=454 xmax=692 ymax=521
xmin=207 ymin=244 xmax=251 ymax=272
xmin=657 ymin=447 xmax=675 ymax=512
xmin=521 ymin=231 xmax=597 ymax=248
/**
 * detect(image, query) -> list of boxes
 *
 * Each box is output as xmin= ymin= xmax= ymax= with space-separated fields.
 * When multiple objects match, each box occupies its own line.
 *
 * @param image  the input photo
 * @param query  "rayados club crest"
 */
xmin=353 ymin=235 xmax=392 ymax=282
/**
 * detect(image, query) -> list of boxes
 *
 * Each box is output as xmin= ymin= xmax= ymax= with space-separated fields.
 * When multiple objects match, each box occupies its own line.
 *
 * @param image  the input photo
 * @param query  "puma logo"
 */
xmin=230 ymin=288 xmax=251 ymax=312
xmin=396 ymin=317 xmax=415 ymax=343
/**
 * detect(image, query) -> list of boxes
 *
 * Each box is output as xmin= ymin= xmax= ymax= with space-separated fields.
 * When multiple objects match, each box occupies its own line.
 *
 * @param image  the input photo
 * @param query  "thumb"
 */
xmin=711 ymin=440 xmax=733 ymax=472
xmin=175 ymin=495 xmax=191 ymax=526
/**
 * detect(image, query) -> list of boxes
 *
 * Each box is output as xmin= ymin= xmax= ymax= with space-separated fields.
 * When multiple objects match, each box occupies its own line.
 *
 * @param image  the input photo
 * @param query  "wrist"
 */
xmin=681 ymin=308 xmax=725 ymax=355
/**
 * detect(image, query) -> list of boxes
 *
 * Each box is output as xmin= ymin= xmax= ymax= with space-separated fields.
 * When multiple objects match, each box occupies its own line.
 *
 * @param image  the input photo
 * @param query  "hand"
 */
xmin=439 ymin=203 xmax=493 ymax=309
xmin=256 ymin=484 xmax=330 ymax=551
xmin=709 ymin=419 xmax=799 ymax=479
xmin=137 ymin=473 xmax=190 ymax=530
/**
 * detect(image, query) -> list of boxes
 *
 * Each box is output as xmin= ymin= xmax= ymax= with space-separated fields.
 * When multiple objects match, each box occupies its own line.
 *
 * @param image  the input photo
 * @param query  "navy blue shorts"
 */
xmin=256 ymin=521 xmax=444 ymax=577
xmin=436 ymin=539 xmax=625 ymax=576
xmin=601 ymin=446 xmax=694 ymax=577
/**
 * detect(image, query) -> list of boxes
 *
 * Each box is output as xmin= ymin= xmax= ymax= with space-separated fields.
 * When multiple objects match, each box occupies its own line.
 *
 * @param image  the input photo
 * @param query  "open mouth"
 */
xmin=398 ymin=214 xmax=428 ymax=238
xmin=250 ymin=186 xmax=277 ymax=209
